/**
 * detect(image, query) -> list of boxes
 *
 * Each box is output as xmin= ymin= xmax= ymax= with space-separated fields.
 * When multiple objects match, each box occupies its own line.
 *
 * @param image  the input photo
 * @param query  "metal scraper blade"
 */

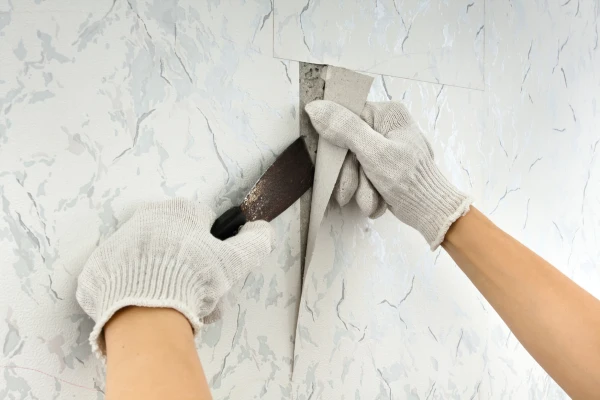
xmin=241 ymin=138 xmax=314 ymax=222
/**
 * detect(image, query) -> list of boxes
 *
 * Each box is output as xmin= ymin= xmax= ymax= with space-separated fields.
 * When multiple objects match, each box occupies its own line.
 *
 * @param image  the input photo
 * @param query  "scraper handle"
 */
xmin=211 ymin=206 xmax=247 ymax=240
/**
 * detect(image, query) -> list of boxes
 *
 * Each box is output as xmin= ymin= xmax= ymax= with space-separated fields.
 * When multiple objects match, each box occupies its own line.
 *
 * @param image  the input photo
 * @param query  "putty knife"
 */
xmin=211 ymin=138 xmax=315 ymax=240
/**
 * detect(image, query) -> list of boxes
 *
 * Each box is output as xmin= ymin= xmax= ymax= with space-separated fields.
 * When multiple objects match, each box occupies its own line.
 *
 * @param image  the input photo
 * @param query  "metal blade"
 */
xmin=241 ymin=138 xmax=314 ymax=222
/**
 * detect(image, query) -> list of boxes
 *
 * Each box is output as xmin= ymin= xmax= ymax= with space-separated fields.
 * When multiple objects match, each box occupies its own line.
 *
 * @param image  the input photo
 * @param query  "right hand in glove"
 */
xmin=305 ymin=100 xmax=472 ymax=250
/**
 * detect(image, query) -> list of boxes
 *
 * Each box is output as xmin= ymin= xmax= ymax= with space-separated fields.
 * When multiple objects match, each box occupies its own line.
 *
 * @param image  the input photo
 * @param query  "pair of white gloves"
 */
xmin=77 ymin=101 xmax=472 ymax=356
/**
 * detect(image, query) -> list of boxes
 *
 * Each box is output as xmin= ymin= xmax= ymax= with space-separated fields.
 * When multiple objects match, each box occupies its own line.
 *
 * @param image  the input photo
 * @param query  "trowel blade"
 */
xmin=241 ymin=138 xmax=314 ymax=222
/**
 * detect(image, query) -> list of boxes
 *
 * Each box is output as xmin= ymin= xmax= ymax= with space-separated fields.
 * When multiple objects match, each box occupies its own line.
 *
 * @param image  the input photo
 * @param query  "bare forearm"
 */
xmin=104 ymin=307 xmax=212 ymax=400
xmin=443 ymin=207 xmax=600 ymax=399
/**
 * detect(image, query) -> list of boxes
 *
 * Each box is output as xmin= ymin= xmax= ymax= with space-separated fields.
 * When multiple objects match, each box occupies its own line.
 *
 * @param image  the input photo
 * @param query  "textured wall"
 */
xmin=0 ymin=0 xmax=299 ymax=398
xmin=1 ymin=0 xmax=600 ymax=399
xmin=275 ymin=0 xmax=485 ymax=89
xmin=292 ymin=1 xmax=600 ymax=399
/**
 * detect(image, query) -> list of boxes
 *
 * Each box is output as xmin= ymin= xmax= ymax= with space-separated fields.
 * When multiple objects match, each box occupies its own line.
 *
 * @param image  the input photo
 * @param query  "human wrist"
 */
xmin=443 ymin=206 xmax=493 ymax=249
xmin=105 ymin=307 xmax=194 ymax=348
xmin=103 ymin=306 xmax=209 ymax=400
xmin=105 ymin=307 xmax=193 ymax=347
xmin=397 ymin=158 xmax=472 ymax=250
xmin=78 ymin=250 xmax=206 ymax=357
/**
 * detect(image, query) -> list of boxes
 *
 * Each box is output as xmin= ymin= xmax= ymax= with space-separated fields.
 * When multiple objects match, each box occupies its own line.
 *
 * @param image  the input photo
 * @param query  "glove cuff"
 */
xmin=398 ymin=159 xmax=472 ymax=250
xmin=77 ymin=250 xmax=214 ymax=358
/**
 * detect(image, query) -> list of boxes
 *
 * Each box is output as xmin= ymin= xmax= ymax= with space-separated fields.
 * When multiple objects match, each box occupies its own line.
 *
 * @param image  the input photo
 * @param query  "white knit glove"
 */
xmin=306 ymin=100 xmax=472 ymax=250
xmin=76 ymin=198 xmax=275 ymax=357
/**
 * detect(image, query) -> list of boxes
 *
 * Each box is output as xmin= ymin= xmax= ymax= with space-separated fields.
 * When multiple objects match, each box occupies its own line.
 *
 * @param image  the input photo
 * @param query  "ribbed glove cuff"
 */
xmin=393 ymin=158 xmax=472 ymax=250
xmin=79 ymin=254 xmax=210 ymax=357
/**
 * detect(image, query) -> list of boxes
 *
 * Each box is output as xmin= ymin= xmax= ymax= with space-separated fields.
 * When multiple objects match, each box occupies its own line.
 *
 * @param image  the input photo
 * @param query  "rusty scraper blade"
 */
xmin=242 ymin=138 xmax=314 ymax=221
xmin=211 ymin=137 xmax=314 ymax=240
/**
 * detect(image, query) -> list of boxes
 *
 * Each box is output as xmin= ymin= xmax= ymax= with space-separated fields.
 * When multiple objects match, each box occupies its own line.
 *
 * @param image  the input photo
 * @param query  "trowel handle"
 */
xmin=211 ymin=206 xmax=247 ymax=240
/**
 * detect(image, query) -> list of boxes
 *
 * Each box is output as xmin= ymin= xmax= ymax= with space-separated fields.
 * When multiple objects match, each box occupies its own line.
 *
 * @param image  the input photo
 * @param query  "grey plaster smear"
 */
xmin=298 ymin=62 xmax=325 ymax=279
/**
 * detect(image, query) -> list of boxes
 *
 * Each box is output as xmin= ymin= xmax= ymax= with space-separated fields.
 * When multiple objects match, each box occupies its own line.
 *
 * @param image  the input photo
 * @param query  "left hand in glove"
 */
xmin=76 ymin=198 xmax=275 ymax=357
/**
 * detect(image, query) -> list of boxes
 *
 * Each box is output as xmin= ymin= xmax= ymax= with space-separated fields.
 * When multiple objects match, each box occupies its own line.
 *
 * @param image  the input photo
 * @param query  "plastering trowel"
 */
xmin=211 ymin=138 xmax=315 ymax=240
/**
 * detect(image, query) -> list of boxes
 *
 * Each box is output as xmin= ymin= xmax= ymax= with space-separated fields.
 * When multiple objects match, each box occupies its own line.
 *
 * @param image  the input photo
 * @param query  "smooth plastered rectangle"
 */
xmin=274 ymin=0 xmax=485 ymax=89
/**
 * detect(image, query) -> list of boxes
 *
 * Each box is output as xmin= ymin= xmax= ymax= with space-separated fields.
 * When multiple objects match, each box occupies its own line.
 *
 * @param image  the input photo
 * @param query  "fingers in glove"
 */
xmin=221 ymin=220 xmax=275 ymax=283
xmin=361 ymin=102 xmax=416 ymax=135
xmin=355 ymin=169 xmax=386 ymax=218
xmin=305 ymin=100 xmax=391 ymax=169
xmin=370 ymin=195 xmax=388 ymax=219
xmin=333 ymin=152 xmax=359 ymax=207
